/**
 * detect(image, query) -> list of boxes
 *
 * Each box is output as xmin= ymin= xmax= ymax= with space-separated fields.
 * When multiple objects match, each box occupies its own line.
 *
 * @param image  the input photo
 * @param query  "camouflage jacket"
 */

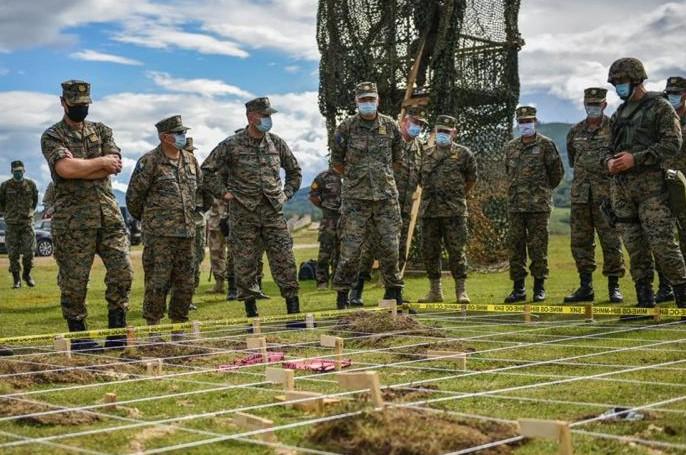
xmin=309 ymin=169 xmax=341 ymax=216
xmin=567 ymin=116 xmax=613 ymax=204
xmin=504 ymin=133 xmax=564 ymax=213
xmin=395 ymin=137 xmax=423 ymax=214
xmin=331 ymin=113 xmax=402 ymax=201
xmin=0 ymin=178 xmax=38 ymax=225
xmin=40 ymin=118 xmax=125 ymax=231
xmin=419 ymin=142 xmax=477 ymax=218
xmin=206 ymin=198 xmax=227 ymax=231
xmin=126 ymin=146 xmax=202 ymax=238
xmin=666 ymin=114 xmax=686 ymax=172
xmin=42 ymin=182 xmax=55 ymax=212
xmin=201 ymin=129 xmax=302 ymax=211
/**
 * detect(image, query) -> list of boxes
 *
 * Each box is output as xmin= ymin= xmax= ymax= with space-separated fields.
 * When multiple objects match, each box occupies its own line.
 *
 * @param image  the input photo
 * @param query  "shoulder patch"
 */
xmin=135 ymin=159 xmax=145 ymax=173
xmin=335 ymin=133 xmax=345 ymax=146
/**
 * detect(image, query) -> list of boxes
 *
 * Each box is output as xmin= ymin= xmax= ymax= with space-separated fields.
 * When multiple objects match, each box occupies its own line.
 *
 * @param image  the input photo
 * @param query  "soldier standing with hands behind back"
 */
xmin=309 ymin=165 xmax=342 ymax=290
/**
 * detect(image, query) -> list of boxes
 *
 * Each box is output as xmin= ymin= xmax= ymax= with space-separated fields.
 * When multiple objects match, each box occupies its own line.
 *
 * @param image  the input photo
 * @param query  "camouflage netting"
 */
xmin=317 ymin=0 xmax=523 ymax=268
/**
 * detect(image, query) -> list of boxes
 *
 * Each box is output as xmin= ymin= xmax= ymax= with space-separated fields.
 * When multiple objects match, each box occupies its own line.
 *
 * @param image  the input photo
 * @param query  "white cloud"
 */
xmin=147 ymin=71 xmax=253 ymax=98
xmin=70 ymin=49 xmax=143 ymax=66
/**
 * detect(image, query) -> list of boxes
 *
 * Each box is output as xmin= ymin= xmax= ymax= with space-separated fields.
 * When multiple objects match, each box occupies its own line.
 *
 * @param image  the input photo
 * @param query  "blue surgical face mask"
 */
xmin=585 ymin=104 xmax=603 ymax=119
xmin=615 ymin=83 xmax=633 ymax=100
xmin=12 ymin=171 xmax=23 ymax=181
xmin=518 ymin=122 xmax=536 ymax=137
xmin=668 ymin=94 xmax=684 ymax=109
xmin=357 ymin=101 xmax=377 ymax=116
xmin=256 ymin=116 xmax=272 ymax=133
xmin=174 ymin=133 xmax=187 ymax=150
xmin=435 ymin=132 xmax=452 ymax=147
xmin=407 ymin=121 xmax=422 ymax=138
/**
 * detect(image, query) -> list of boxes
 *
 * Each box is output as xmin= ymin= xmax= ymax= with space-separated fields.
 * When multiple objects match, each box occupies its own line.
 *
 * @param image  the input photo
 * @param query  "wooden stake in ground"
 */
xmin=320 ymin=335 xmax=344 ymax=370
xmin=233 ymin=412 xmax=295 ymax=455
xmin=53 ymin=335 xmax=71 ymax=359
xmin=191 ymin=321 xmax=202 ymax=339
xmin=145 ymin=358 xmax=163 ymax=376
xmin=379 ymin=299 xmax=398 ymax=317
xmin=126 ymin=326 xmax=137 ymax=347
xmin=266 ymin=367 xmax=295 ymax=391
xmin=338 ymin=371 xmax=384 ymax=408
xmin=247 ymin=336 xmax=268 ymax=363
xmin=252 ymin=318 xmax=261 ymax=334
xmin=103 ymin=392 xmax=117 ymax=410
xmin=518 ymin=419 xmax=573 ymax=455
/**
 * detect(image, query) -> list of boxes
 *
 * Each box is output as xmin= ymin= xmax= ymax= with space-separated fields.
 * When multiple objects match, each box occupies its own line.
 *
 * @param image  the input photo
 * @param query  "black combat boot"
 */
xmin=349 ymin=275 xmax=365 ymax=307
xmin=635 ymin=280 xmax=656 ymax=308
xmin=673 ymin=283 xmax=686 ymax=322
xmin=608 ymin=276 xmax=623 ymax=303
xmin=11 ymin=271 xmax=21 ymax=289
xmin=563 ymin=272 xmax=594 ymax=303
xmin=244 ymin=297 xmax=258 ymax=318
xmin=655 ymin=273 xmax=674 ymax=303
xmin=286 ymin=296 xmax=300 ymax=314
xmin=226 ymin=275 xmax=238 ymax=301
xmin=22 ymin=267 xmax=35 ymax=287
xmin=0 ymin=346 xmax=14 ymax=356
xmin=104 ymin=308 xmax=127 ymax=350
xmin=504 ymin=279 xmax=526 ymax=303
xmin=256 ymin=278 xmax=270 ymax=300
xmin=533 ymin=278 xmax=546 ymax=302
xmin=67 ymin=319 xmax=102 ymax=352
xmin=336 ymin=290 xmax=349 ymax=310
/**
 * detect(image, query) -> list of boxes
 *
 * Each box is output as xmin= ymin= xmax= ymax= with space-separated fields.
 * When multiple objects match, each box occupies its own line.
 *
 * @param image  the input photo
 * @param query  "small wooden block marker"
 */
xmin=266 ymin=367 xmax=295 ymax=391
xmin=276 ymin=390 xmax=329 ymax=413
xmin=126 ymin=326 xmax=137 ymax=347
xmin=379 ymin=299 xmax=398 ymax=317
xmin=191 ymin=321 xmax=202 ymax=339
xmin=426 ymin=350 xmax=467 ymax=370
xmin=320 ymin=335 xmax=344 ymax=370
xmin=518 ymin=419 xmax=573 ymax=455
xmin=524 ymin=304 xmax=532 ymax=323
xmin=232 ymin=413 xmax=295 ymax=455
xmin=252 ymin=318 xmax=261 ymax=334
xmin=145 ymin=358 xmax=163 ymax=376
xmin=584 ymin=304 xmax=594 ymax=323
xmin=54 ymin=335 xmax=71 ymax=359
xmin=338 ymin=371 xmax=384 ymax=408
xmin=247 ymin=336 xmax=268 ymax=363
xmin=305 ymin=313 xmax=315 ymax=329
xmin=103 ymin=392 xmax=117 ymax=410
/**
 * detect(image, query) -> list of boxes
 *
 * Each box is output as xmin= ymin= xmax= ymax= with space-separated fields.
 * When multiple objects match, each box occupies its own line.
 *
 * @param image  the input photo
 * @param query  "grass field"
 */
xmin=0 ymin=217 xmax=685 ymax=455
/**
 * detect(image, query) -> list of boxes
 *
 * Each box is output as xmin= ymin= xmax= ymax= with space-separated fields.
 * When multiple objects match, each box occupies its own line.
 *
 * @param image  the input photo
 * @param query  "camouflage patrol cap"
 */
xmin=607 ymin=58 xmax=647 ymax=83
xmin=355 ymin=82 xmax=378 ymax=98
xmin=584 ymin=87 xmax=607 ymax=103
xmin=245 ymin=97 xmax=278 ymax=114
xmin=184 ymin=137 xmax=197 ymax=152
xmin=10 ymin=160 xmax=24 ymax=171
xmin=155 ymin=115 xmax=190 ymax=134
xmin=405 ymin=106 xmax=429 ymax=125
xmin=516 ymin=106 xmax=537 ymax=121
xmin=666 ymin=76 xmax=686 ymax=92
xmin=61 ymin=80 xmax=92 ymax=104
xmin=435 ymin=115 xmax=457 ymax=130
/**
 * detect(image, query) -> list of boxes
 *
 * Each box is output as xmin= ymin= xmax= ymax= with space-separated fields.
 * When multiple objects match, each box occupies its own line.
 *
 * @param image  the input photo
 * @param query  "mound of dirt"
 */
xmin=0 ymin=357 xmax=102 ymax=388
xmin=0 ymin=398 xmax=101 ymax=426
xmin=335 ymin=312 xmax=441 ymax=341
xmin=124 ymin=344 xmax=210 ymax=365
xmin=382 ymin=384 xmax=439 ymax=401
xmin=306 ymin=407 xmax=518 ymax=455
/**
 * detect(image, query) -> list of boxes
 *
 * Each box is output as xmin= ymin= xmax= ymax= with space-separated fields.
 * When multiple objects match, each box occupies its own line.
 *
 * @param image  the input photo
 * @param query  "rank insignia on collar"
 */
xmin=378 ymin=125 xmax=387 ymax=136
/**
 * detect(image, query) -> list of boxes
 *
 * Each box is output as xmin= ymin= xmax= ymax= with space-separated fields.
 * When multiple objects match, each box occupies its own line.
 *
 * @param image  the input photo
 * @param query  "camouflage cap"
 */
xmin=184 ymin=137 xmax=197 ymax=152
xmin=61 ymin=80 xmax=92 ymax=104
xmin=666 ymin=76 xmax=686 ymax=92
xmin=584 ymin=87 xmax=607 ymax=103
xmin=607 ymin=58 xmax=647 ymax=83
xmin=516 ymin=106 xmax=537 ymax=120
xmin=355 ymin=81 xmax=378 ymax=98
xmin=10 ymin=160 xmax=24 ymax=171
xmin=155 ymin=115 xmax=190 ymax=134
xmin=245 ymin=97 xmax=278 ymax=114
xmin=435 ymin=114 xmax=457 ymax=130
xmin=405 ymin=106 xmax=429 ymax=125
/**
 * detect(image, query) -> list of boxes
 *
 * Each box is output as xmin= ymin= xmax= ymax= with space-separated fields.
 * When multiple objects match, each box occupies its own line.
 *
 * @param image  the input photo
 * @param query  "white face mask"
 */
xmin=518 ymin=122 xmax=536 ymax=137
xmin=585 ymin=105 xmax=604 ymax=119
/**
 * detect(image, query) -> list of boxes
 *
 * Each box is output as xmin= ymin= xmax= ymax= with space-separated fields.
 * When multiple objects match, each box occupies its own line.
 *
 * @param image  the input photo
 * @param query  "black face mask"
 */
xmin=66 ymin=104 xmax=89 ymax=122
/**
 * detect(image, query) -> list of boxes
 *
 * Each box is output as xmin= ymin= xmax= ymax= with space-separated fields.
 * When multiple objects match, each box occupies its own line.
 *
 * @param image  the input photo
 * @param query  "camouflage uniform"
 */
xmin=0 ymin=161 xmax=38 ymax=285
xmin=40 ymin=81 xmax=133 ymax=324
xmin=42 ymin=181 xmax=55 ymax=218
xmin=504 ymin=106 xmax=564 ymax=301
xmin=184 ymin=138 xmax=209 ymax=292
xmin=606 ymin=59 xmax=686 ymax=307
xmin=331 ymin=82 xmax=404 ymax=306
xmin=309 ymin=169 xmax=342 ymax=286
xmin=420 ymin=115 xmax=478 ymax=302
xmin=202 ymin=97 xmax=301 ymax=314
xmin=127 ymin=116 xmax=202 ymax=324
xmin=207 ymin=198 xmax=228 ymax=287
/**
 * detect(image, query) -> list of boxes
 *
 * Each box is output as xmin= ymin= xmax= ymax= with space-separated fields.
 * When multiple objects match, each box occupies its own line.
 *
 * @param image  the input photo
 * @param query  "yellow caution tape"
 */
xmin=409 ymin=303 xmax=686 ymax=317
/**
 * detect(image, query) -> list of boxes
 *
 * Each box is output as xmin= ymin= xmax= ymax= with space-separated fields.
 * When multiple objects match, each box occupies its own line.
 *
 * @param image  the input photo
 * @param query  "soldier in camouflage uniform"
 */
xmin=504 ymin=106 xmax=564 ymax=303
xmin=0 ymin=160 xmax=38 ymax=288
xmin=350 ymin=106 xmax=427 ymax=306
xmin=564 ymin=88 xmax=625 ymax=304
xmin=202 ymin=97 xmax=302 ymax=317
xmin=127 ymin=115 xmax=203 ymax=330
xmin=42 ymin=181 xmax=55 ymax=218
xmin=309 ymin=166 xmax=342 ymax=290
xmin=417 ymin=115 xmax=477 ymax=304
xmin=654 ymin=76 xmax=686 ymax=303
xmin=207 ymin=198 xmax=228 ymax=294
xmin=331 ymin=82 xmax=404 ymax=309
xmin=41 ymin=80 xmax=133 ymax=350
xmin=605 ymin=58 xmax=686 ymax=310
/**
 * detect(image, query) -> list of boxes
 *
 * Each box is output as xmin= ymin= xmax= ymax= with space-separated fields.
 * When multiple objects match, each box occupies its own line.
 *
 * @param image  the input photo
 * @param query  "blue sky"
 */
xmin=0 ymin=0 xmax=684 ymax=195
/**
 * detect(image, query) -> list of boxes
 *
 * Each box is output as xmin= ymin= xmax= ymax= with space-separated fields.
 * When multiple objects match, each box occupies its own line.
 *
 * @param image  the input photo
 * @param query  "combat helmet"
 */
xmin=608 ymin=58 xmax=648 ymax=84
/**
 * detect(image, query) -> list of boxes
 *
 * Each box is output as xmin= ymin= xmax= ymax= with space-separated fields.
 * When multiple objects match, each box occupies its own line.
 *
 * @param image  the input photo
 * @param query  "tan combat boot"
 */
xmin=456 ymin=279 xmax=470 ymax=303
xmin=418 ymin=279 xmax=444 ymax=303
xmin=210 ymin=273 xmax=225 ymax=294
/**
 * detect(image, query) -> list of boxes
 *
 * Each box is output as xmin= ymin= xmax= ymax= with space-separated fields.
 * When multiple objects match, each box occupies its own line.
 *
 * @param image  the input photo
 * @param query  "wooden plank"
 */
xmin=305 ymin=313 xmax=315 ymax=329
xmin=265 ymin=367 xmax=295 ymax=391
xmin=103 ymin=392 xmax=117 ymax=410
xmin=519 ymin=419 xmax=573 ymax=455
xmin=524 ymin=304 xmax=532 ymax=323
xmin=252 ymin=318 xmax=261 ymax=334
xmin=425 ymin=350 xmax=467 ymax=370
xmin=126 ymin=326 xmax=137 ymax=347
xmin=191 ymin=321 xmax=202 ymax=339
xmin=145 ymin=358 xmax=163 ymax=376
xmin=54 ymin=335 xmax=71 ymax=359
xmin=584 ymin=304 xmax=594 ymax=323
xmin=379 ymin=299 xmax=398 ymax=317
xmin=233 ymin=412 xmax=277 ymax=443
xmin=320 ymin=335 xmax=340 ymax=348
xmin=247 ymin=336 xmax=268 ymax=363
xmin=338 ymin=371 xmax=384 ymax=408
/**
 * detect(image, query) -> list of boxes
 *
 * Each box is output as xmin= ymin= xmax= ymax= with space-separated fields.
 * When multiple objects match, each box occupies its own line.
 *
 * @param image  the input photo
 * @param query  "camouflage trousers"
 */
xmin=508 ymin=212 xmax=550 ymax=281
xmin=193 ymin=222 xmax=206 ymax=290
xmin=5 ymin=223 xmax=35 ymax=274
xmin=357 ymin=209 xmax=412 ymax=279
xmin=53 ymin=225 xmax=132 ymax=321
xmin=208 ymin=229 xmax=227 ymax=280
xmin=421 ymin=216 xmax=468 ymax=280
xmin=228 ymin=198 xmax=298 ymax=298
xmin=570 ymin=202 xmax=625 ymax=277
xmin=316 ymin=213 xmax=340 ymax=284
xmin=613 ymin=175 xmax=686 ymax=285
xmin=333 ymin=198 xmax=403 ymax=290
xmin=142 ymin=236 xmax=195 ymax=323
